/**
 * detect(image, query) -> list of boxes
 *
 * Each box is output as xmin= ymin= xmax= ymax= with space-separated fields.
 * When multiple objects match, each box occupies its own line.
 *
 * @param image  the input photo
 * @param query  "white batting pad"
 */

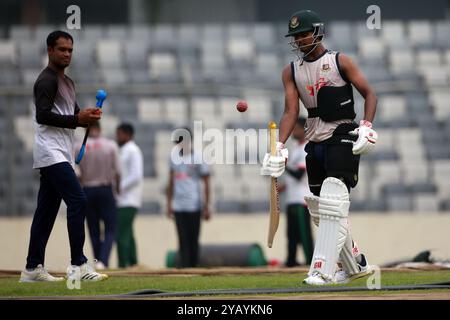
xmin=308 ymin=177 xmax=350 ymax=280
xmin=305 ymin=195 xmax=320 ymax=227
xmin=339 ymin=233 xmax=360 ymax=275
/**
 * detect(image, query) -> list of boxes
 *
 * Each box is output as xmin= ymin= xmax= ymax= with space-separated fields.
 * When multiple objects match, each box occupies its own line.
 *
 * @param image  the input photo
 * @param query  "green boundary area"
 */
xmin=1 ymin=270 xmax=450 ymax=298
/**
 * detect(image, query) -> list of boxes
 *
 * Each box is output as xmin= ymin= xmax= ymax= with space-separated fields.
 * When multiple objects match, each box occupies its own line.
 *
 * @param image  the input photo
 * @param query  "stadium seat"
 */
xmin=0 ymin=40 xmax=16 ymax=65
xmin=251 ymin=23 xmax=276 ymax=51
xmin=9 ymin=25 xmax=33 ymax=40
xmin=105 ymin=25 xmax=129 ymax=39
xmin=435 ymin=21 xmax=450 ymax=49
xmin=2 ymin=20 xmax=450 ymax=215
xmin=97 ymin=40 xmax=123 ymax=69
xmin=381 ymin=21 xmax=409 ymax=49
xmin=408 ymin=20 xmax=434 ymax=48
xmin=328 ymin=21 xmax=356 ymax=52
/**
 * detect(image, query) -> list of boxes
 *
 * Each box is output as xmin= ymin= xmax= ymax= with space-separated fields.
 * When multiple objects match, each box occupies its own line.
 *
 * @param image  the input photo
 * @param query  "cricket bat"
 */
xmin=267 ymin=121 xmax=280 ymax=248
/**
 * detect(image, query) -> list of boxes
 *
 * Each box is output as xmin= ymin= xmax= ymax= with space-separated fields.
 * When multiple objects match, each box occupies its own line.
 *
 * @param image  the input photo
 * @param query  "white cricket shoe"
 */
xmin=19 ymin=264 xmax=64 ymax=283
xmin=334 ymin=254 xmax=374 ymax=284
xmin=302 ymin=272 xmax=333 ymax=286
xmin=67 ymin=261 xmax=108 ymax=282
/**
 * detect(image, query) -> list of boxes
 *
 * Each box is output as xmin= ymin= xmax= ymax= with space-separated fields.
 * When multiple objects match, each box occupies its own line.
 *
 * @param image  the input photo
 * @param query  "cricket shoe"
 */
xmin=67 ymin=261 xmax=109 ymax=282
xmin=302 ymin=271 xmax=333 ymax=286
xmin=19 ymin=264 xmax=64 ymax=283
xmin=333 ymin=254 xmax=374 ymax=284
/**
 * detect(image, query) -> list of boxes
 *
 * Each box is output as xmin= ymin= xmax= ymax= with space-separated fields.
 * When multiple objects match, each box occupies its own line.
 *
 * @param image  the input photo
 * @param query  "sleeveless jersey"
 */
xmin=292 ymin=50 xmax=353 ymax=142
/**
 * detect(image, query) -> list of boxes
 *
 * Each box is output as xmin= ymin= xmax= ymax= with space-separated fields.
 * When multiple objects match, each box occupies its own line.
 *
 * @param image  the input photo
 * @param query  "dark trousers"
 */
xmin=117 ymin=207 xmax=138 ymax=268
xmin=174 ymin=211 xmax=201 ymax=268
xmin=305 ymin=138 xmax=360 ymax=196
xmin=83 ymin=186 xmax=117 ymax=267
xmin=286 ymin=204 xmax=314 ymax=266
xmin=26 ymin=162 xmax=88 ymax=269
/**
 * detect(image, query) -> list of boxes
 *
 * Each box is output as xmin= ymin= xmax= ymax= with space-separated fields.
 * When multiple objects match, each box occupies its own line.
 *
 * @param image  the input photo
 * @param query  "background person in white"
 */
xmin=167 ymin=128 xmax=210 ymax=268
xmin=116 ymin=123 xmax=143 ymax=268
xmin=280 ymin=117 xmax=314 ymax=267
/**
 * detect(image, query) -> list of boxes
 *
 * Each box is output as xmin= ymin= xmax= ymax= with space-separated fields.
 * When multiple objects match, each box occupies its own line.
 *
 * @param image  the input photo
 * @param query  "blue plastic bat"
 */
xmin=75 ymin=89 xmax=107 ymax=165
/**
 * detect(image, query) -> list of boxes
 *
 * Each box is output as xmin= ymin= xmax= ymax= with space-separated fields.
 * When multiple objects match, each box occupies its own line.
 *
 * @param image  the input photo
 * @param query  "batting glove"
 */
xmin=349 ymin=120 xmax=378 ymax=155
xmin=260 ymin=142 xmax=289 ymax=178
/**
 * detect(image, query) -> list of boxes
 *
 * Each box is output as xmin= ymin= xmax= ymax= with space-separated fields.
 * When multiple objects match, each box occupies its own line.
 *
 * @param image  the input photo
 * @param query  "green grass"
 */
xmin=1 ymin=270 xmax=449 ymax=298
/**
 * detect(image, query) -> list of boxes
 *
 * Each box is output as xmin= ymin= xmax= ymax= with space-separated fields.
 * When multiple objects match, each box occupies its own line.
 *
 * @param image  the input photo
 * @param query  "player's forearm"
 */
xmin=363 ymin=93 xmax=377 ymax=123
xmin=279 ymin=110 xmax=298 ymax=143
xmin=203 ymin=176 xmax=210 ymax=208
xmin=167 ymin=176 xmax=173 ymax=209
xmin=115 ymin=174 xmax=121 ymax=194
xmin=36 ymin=106 xmax=79 ymax=129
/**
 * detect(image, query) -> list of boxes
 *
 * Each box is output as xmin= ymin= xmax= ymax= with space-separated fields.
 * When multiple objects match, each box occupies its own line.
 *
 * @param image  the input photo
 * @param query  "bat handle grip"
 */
xmin=269 ymin=122 xmax=277 ymax=156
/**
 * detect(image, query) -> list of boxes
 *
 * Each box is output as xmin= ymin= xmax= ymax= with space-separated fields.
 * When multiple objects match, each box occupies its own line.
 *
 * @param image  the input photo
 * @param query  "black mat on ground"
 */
xmin=118 ymin=282 xmax=450 ymax=298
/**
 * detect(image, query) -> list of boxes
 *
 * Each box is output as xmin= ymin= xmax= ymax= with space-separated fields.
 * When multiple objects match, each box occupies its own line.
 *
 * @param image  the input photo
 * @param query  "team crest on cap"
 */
xmin=290 ymin=16 xmax=300 ymax=29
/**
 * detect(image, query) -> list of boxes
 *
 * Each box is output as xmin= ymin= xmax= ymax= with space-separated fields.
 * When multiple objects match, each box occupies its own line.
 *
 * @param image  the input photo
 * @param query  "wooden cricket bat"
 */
xmin=267 ymin=121 xmax=280 ymax=248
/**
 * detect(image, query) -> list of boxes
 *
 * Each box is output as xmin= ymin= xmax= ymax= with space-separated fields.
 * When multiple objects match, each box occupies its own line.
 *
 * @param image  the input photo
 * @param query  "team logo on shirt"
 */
xmin=290 ymin=16 xmax=300 ymax=29
xmin=321 ymin=64 xmax=331 ymax=72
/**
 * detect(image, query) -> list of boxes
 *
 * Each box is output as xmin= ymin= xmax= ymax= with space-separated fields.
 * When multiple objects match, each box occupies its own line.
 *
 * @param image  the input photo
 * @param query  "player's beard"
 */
xmin=52 ymin=57 xmax=70 ymax=70
xmin=58 ymin=60 xmax=70 ymax=69
xmin=300 ymin=43 xmax=315 ymax=53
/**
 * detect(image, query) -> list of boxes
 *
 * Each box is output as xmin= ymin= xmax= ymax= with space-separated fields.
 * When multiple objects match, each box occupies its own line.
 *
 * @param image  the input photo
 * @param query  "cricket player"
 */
xmin=20 ymin=31 xmax=107 ymax=282
xmin=261 ymin=10 xmax=378 ymax=285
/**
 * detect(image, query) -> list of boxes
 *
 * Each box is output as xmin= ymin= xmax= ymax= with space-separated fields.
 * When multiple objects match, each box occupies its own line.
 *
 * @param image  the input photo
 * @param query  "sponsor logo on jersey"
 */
xmin=305 ymin=77 xmax=328 ymax=96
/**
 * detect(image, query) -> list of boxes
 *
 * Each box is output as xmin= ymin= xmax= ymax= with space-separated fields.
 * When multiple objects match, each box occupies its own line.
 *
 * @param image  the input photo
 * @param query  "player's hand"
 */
xmin=167 ymin=207 xmax=174 ymax=220
xmin=77 ymin=108 xmax=102 ymax=125
xmin=202 ymin=207 xmax=211 ymax=221
xmin=260 ymin=142 xmax=289 ymax=178
xmin=349 ymin=120 xmax=378 ymax=155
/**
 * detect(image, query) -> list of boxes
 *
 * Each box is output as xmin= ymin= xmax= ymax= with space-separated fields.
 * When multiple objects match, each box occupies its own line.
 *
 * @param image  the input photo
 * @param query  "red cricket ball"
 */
xmin=236 ymin=100 xmax=248 ymax=112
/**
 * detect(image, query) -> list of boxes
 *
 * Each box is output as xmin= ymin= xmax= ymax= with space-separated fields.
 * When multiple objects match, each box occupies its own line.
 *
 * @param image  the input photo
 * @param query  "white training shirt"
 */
xmin=285 ymin=141 xmax=312 ymax=205
xmin=292 ymin=50 xmax=353 ymax=143
xmin=117 ymin=140 xmax=144 ymax=208
xmin=33 ymin=75 xmax=78 ymax=169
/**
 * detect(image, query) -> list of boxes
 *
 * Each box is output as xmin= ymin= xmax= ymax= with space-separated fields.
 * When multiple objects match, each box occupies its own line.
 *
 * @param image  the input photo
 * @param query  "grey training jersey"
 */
xmin=170 ymin=151 xmax=209 ymax=212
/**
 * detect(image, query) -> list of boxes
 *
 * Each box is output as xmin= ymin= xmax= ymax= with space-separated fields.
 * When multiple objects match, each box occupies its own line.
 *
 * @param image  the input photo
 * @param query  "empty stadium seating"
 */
xmin=1 ymin=20 xmax=450 ymax=215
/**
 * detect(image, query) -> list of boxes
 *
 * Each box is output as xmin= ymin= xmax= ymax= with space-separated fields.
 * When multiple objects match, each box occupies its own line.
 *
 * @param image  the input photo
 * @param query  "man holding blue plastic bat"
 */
xmin=20 ymin=31 xmax=107 ymax=282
